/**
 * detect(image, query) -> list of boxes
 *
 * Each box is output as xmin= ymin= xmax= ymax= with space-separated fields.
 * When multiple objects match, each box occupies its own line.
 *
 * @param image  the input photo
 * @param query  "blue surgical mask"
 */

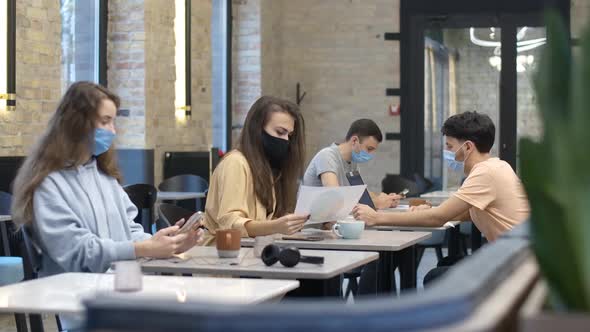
xmin=443 ymin=149 xmax=464 ymax=172
xmin=443 ymin=142 xmax=468 ymax=173
xmin=93 ymin=128 xmax=115 ymax=156
xmin=351 ymin=146 xmax=373 ymax=163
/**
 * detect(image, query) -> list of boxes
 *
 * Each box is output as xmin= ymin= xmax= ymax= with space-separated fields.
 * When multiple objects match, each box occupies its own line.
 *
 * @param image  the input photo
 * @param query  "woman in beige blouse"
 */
xmin=201 ymin=96 xmax=309 ymax=245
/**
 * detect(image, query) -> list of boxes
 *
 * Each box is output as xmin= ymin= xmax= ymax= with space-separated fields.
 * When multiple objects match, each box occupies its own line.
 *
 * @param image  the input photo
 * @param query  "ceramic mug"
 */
xmin=332 ymin=219 xmax=365 ymax=239
xmin=216 ymin=229 xmax=241 ymax=258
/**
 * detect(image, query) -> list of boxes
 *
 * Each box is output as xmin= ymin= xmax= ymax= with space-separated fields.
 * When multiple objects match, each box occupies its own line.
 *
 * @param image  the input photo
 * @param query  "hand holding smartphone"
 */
xmin=175 ymin=211 xmax=203 ymax=235
xmin=398 ymin=188 xmax=410 ymax=198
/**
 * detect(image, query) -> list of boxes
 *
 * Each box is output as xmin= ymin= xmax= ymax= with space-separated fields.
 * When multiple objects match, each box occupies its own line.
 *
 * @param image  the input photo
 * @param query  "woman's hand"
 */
xmin=134 ymin=218 xmax=205 ymax=258
xmin=271 ymin=214 xmax=309 ymax=235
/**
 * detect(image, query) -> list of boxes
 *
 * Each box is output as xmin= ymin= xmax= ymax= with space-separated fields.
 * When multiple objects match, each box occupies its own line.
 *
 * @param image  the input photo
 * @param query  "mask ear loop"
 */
xmin=461 ymin=141 xmax=474 ymax=164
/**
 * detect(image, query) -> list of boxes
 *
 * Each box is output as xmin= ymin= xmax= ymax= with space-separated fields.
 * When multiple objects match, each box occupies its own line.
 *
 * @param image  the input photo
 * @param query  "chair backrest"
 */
xmin=381 ymin=174 xmax=421 ymax=197
xmin=158 ymin=174 xmax=208 ymax=193
xmin=157 ymin=203 xmax=195 ymax=230
xmin=124 ymin=184 xmax=158 ymax=233
xmin=0 ymin=191 xmax=12 ymax=215
xmin=123 ymin=184 xmax=158 ymax=210
xmin=413 ymin=173 xmax=434 ymax=194
xmin=20 ymin=226 xmax=42 ymax=277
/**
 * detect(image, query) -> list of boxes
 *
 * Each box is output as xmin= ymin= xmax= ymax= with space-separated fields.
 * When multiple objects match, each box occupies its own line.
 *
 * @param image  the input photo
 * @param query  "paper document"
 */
xmin=295 ymin=185 xmax=366 ymax=224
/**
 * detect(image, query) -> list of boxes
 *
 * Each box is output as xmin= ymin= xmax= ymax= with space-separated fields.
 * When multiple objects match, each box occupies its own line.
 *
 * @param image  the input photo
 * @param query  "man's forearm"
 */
xmin=375 ymin=208 xmax=447 ymax=227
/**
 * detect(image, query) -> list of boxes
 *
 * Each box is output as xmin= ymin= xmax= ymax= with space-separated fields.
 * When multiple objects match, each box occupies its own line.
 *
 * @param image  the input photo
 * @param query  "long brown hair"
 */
xmin=237 ymin=96 xmax=305 ymax=217
xmin=12 ymin=81 xmax=122 ymax=226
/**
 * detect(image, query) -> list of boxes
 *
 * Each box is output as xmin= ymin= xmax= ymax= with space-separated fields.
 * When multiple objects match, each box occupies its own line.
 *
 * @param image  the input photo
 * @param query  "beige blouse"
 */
xmin=201 ymin=150 xmax=276 ymax=246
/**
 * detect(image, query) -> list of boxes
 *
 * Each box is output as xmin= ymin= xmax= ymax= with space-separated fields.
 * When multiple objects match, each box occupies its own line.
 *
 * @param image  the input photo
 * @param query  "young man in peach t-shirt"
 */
xmin=353 ymin=111 xmax=530 ymax=242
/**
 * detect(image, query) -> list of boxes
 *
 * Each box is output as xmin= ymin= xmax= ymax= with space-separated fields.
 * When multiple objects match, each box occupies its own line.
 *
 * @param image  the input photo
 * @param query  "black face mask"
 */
xmin=262 ymin=131 xmax=290 ymax=169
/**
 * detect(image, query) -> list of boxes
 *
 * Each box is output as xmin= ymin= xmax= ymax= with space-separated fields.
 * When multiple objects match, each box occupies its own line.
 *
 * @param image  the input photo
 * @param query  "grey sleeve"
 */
xmin=314 ymin=150 xmax=341 ymax=178
xmin=33 ymin=178 xmax=136 ymax=273
xmin=119 ymin=185 xmax=152 ymax=241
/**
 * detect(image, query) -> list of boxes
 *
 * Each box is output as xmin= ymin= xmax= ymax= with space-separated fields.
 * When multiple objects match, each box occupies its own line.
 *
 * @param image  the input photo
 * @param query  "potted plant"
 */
xmin=519 ymin=10 xmax=590 ymax=330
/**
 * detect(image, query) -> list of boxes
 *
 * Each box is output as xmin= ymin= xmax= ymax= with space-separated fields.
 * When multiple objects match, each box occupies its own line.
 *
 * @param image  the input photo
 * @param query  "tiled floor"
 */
xmin=0 ymin=249 xmax=444 ymax=331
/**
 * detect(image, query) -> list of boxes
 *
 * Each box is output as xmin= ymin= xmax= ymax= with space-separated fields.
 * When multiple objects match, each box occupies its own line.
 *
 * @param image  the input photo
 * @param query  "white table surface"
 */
xmin=0 ymin=215 xmax=10 ymax=222
xmin=241 ymin=230 xmax=431 ymax=252
xmin=0 ymin=273 xmax=299 ymax=315
xmin=157 ymin=191 xmax=206 ymax=201
xmin=370 ymin=220 xmax=462 ymax=232
xmin=140 ymin=247 xmax=378 ymax=280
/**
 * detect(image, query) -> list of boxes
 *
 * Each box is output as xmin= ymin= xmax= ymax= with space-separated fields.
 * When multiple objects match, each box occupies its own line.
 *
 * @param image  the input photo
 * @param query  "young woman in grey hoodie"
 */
xmin=11 ymin=81 xmax=203 ymax=278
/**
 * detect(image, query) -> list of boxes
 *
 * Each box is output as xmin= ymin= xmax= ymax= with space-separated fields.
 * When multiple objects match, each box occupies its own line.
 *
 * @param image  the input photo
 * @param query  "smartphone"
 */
xmin=175 ymin=211 xmax=203 ymax=235
xmin=398 ymin=188 xmax=410 ymax=198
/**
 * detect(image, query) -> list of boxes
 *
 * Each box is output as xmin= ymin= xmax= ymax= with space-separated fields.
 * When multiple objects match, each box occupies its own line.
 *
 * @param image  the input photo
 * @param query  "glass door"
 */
xmin=515 ymin=26 xmax=546 ymax=172
xmin=423 ymin=27 xmax=501 ymax=189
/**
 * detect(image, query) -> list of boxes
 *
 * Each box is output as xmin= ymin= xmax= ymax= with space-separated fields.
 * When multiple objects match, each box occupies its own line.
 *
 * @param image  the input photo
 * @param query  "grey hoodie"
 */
xmin=32 ymin=159 xmax=151 ymax=277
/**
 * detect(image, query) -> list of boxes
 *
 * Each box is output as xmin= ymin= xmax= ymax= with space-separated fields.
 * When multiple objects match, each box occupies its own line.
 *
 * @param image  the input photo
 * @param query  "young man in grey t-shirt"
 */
xmin=303 ymin=119 xmax=400 ymax=209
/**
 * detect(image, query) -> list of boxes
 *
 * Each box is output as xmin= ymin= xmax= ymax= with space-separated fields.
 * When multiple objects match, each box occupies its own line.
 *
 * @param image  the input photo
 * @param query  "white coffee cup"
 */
xmin=253 ymin=235 xmax=276 ymax=258
xmin=113 ymin=261 xmax=142 ymax=292
xmin=332 ymin=218 xmax=365 ymax=239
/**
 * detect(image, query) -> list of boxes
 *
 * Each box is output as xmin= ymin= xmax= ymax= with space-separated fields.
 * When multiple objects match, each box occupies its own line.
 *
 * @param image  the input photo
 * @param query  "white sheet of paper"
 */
xmin=295 ymin=185 xmax=367 ymax=224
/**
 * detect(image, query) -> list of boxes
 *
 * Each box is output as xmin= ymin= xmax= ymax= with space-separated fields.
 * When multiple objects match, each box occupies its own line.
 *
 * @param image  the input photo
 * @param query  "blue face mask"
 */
xmin=443 ymin=149 xmax=463 ymax=172
xmin=351 ymin=141 xmax=374 ymax=163
xmin=443 ymin=142 xmax=468 ymax=173
xmin=93 ymin=128 xmax=115 ymax=156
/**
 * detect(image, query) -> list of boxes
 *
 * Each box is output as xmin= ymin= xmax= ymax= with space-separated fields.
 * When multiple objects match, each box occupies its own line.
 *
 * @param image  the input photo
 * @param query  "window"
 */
xmin=0 ymin=0 xmax=15 ymax=112
xmin=211 ymin=0 xmax=231 ymax=151
xmin=60 ymin=0 xmax=106 ymax=90
xmin=175 ymin=0 xmax=191 ymax=122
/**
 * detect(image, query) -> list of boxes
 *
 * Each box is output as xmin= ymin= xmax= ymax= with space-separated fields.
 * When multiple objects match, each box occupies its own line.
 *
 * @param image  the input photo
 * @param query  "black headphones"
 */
xmin=261 ymin=244 xmax=324 ymax=267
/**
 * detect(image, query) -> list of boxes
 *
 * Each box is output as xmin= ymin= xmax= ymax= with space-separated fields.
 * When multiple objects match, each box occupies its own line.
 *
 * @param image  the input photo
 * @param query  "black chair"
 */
xmin=20 ymin=226 xmax=63 ymax=331
xmin=413 ymin=173 xmax=434 ymax=194
xmin=158 ymin=174 xmax=208 ymax=212
xmin=0 ymin=192 xmax=33 ymax=332
xmin=381 ymin=174 xmax=422 ymax=197
xmin=157 ymin=203 xmax=196 ymax=231
xmin=124 ymin=184 xmax=158 ymax=234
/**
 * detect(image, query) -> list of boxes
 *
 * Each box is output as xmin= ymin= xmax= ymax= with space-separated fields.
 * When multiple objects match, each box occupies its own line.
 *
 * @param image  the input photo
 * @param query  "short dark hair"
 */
xmin=345 ymin=119 xmax=383 ymax=142
xmin=441 ymin=111 xmax=495 ymax=153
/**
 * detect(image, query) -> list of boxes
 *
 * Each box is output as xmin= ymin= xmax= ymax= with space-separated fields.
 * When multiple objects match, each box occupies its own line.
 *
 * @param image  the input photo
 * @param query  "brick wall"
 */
xmin=145 ymin=0 xmax=212 ymax=186
xmin=260 ymin=0 xmax=283 ymax=97
xmin=231 ymin=0 xmax=261 ymax=146
xmin=0 ymin=0 xmax=61 ymax=156
xmin=107 ymin=0 xmax=147 ymax=149
xmin=254 ymin=0 xmax=401 ymax=192
xmin=144 ymin=0 xmax=176 ymax=185
xmin=108 ymin=0 xmax=212 ymax=185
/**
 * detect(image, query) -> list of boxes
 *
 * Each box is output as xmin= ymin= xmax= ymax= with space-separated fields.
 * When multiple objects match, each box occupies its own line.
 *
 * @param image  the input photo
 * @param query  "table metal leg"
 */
xmin=357 ymin=260 xmax=379 ymax=296
xmin=376 ymin=251 xmax=396 ymax=294
xmin=14 ymin=314 xmax=28 ymax=332
xmin=397 ymin=245 xmax=417 ymax=291
xmin=28 ymin=314 xmax=45 ymax=332
xmin=447 ymin=227 xmax=464 ymax=261
xmin=288 ymin=276 xmax=343 ymax=298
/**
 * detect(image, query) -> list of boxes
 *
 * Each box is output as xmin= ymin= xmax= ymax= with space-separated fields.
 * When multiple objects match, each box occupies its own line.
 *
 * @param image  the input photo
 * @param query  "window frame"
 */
xmin=1 ymin=0 xmax=16 ymax=111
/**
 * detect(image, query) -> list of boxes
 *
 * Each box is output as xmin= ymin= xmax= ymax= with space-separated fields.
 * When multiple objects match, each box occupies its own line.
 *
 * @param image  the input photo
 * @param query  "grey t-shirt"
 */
xmin=303 ymin=143 xmax=359 ymax=187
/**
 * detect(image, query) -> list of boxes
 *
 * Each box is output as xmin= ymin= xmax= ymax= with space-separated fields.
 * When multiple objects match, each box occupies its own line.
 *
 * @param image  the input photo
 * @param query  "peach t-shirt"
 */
xmin=454 ymin=157 xmax=530 ymax=241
